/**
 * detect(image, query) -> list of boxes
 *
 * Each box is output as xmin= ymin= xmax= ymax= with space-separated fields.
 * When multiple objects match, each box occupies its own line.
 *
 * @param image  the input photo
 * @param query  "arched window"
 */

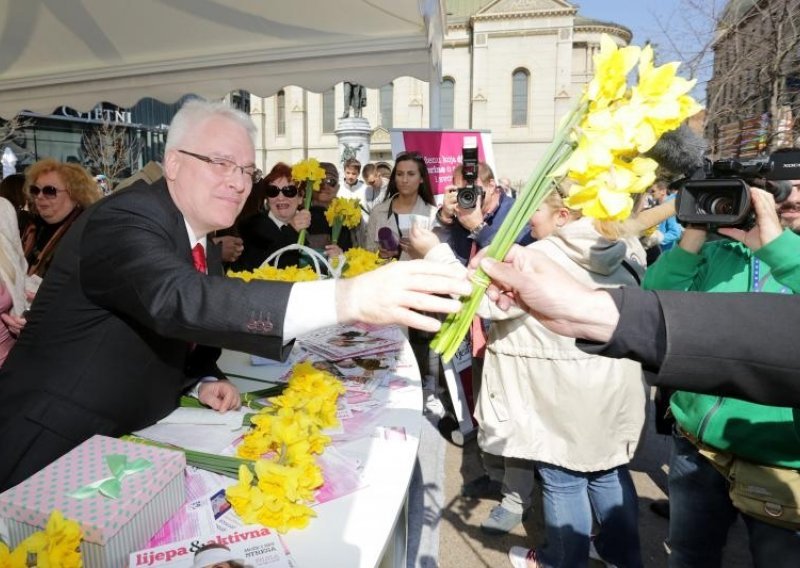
xmin=380 ymin=83 xmax=394 ymax=129
xmin=511 ymin=69 xmax=529 ymax=126
xmin=441 ymin=77 xmax=455 ymax=129
xmin=276 ymin=90 xmax=286 ymax=136
xmin=322 ymin=88 xmax=335 ymax=133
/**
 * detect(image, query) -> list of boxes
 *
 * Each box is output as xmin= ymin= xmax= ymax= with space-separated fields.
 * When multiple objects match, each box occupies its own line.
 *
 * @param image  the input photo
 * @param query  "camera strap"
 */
xmin=751 ymin=257 xmax=789 ymax=294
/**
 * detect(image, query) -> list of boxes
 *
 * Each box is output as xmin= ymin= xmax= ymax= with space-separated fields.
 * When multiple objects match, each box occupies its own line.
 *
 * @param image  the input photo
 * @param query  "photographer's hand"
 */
xmin=718 ymin=187 xmax=782 ymax=251
xmin=678 ymin=226 xmax=708 ymax=254
xmin=441 ymin=186 xmax=458 ymax=220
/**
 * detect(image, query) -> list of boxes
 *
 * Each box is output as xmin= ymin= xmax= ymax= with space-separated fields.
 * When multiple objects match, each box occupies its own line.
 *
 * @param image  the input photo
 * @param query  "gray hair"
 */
xmin=165 ymin=98 xmax=256 ymax=152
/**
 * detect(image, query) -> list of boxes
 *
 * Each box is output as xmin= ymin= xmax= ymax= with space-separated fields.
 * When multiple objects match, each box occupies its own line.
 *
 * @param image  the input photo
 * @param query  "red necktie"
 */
xmin=192 ymin=243 xmax=207 ymax=274
xmin=188 ymin=243 xmax=206 ymax=354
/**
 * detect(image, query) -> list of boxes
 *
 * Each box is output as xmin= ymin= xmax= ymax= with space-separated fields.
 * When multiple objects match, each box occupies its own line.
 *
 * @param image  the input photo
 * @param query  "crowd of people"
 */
xmin=0 ymin=97 xmax=798 ymax=568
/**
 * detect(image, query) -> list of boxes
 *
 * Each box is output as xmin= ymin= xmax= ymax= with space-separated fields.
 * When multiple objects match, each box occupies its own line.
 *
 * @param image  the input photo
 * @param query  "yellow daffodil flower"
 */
xmin=584 ymin=34 xmax=640 ymax=106
xmin=231 ymin=361 xmax=345 ymax=532
xmin=291 ymin=158 xmax=326 ymax=191
xmin=0 ymin=510 xmax=83 ymax=568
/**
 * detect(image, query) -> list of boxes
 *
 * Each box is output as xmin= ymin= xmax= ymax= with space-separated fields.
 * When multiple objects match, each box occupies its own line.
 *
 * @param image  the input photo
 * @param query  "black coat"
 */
xmin=0 ymin=179 xmax=294 ymax=490
xmin=233 ymin=211 xmax=301 ymax=271
xmin=587 ymin=287 xmax=800 ymax=408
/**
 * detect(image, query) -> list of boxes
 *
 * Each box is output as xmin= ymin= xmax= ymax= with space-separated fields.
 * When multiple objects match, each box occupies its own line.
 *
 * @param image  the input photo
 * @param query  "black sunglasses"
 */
xmin=29 ymin=185 xmax=66 ymax=198
xmin=322 ymin=177 xmax=339 ymax=187
xmin=265 ymin=184 xmax=299 ymax=198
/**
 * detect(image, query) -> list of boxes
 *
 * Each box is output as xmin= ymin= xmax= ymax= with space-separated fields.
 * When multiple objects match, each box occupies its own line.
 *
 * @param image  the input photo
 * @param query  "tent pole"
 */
xmin=428 ymin=63 xmax=442 ymax=129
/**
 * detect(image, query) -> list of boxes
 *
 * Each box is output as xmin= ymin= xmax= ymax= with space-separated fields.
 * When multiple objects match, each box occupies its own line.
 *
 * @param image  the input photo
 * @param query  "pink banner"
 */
xmin=392 ymin=130 xmax=493 ymax=197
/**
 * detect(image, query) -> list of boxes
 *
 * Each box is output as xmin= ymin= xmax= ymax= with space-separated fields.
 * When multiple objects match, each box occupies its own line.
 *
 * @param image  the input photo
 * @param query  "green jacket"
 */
xmin=643 ymin=230 xmax=800 ymax=467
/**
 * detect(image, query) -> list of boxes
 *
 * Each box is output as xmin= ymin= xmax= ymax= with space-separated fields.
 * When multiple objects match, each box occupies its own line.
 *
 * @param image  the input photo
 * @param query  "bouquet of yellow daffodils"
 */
xmin=0 ymin=510 xmax=83 ymax=568
xmin=291 ymin=158 xmax=327 ymax=246
xmin=227 ymin=264 xmax=319 ymax=283
xmin=226 ymin=362 xmax=345 ymax=533
xmin=324 ymin=197 xmax=362 ymax=245
xmin=431 ymin=34 xmax=703 ymax=361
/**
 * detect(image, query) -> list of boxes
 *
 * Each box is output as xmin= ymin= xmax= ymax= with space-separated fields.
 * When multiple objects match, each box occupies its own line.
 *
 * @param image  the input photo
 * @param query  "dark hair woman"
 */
xmin=365 ymin=151 xmax=437 ymax=260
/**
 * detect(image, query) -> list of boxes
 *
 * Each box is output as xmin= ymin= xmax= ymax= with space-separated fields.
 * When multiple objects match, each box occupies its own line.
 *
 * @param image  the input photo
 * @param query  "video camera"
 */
xmin=457 ymin=136 xmax=481 ymax=209
xmin=675 ymin=148 xmax=800 ymax=229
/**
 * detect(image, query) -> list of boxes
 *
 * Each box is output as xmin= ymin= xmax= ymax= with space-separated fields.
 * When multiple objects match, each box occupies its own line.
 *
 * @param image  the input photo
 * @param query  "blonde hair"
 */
xmin=24 ymin=159 xmax=102 ymax=208
xmin=542 ymin=187 xmax=581 ymax=219
xmin=551 ymin=183 xmax=631 ymax=240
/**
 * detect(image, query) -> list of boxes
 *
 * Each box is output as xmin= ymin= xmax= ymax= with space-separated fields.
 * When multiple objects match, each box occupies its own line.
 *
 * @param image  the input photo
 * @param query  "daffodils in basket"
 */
xmin=0 ymin=510 xmax=83 ymax=568
xmin=226 ymin=362 xmax=345 ymax=533
xmin=291 ymin=158 xmax=327 ymax=246
xmin=227 ymin=264 xmax=319 ymax=282
xmin=431 ymin=34 xmax=703 ymax=361
xmin=324 ymin=197 xmax=362 ymax=245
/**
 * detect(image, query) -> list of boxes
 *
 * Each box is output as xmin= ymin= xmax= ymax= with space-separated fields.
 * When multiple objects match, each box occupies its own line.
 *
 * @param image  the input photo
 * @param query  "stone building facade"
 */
xmin=249 ymin=0 xmax=630 ymax=187
xmin=705 ymin=0 xmax=800 ymax=157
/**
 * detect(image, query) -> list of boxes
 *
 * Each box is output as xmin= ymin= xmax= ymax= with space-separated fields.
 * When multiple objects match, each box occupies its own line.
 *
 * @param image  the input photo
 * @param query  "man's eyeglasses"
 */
xmin=29 ymin=185 xmax=67 ymax=198
xmin=178 ymin=150 xmax=263 ymax=184
xmin=322 ymin=177 xmax=338 ymax=187
xmin=265 ymin=184 xmax=299 ymax=198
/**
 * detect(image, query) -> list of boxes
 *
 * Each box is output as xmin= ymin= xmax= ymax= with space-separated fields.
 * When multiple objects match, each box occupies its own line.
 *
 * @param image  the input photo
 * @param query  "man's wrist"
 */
xmin=469 ymin=221 xmax=486 ymax=238
xmin=573 ymin=289 xmax=620 ymax=343
xmin=335 ymin=278 xmax=357 ymax=324
xmin=189 ymin=376 xmax=219 ymax=399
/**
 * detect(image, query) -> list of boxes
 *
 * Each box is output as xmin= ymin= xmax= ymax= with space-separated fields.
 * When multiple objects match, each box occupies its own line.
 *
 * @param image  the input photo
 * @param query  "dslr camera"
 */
xmin=457 ymin=136 xmax=482 ymax=209
xmin=676 ymin=148 xmax=800 ymax=229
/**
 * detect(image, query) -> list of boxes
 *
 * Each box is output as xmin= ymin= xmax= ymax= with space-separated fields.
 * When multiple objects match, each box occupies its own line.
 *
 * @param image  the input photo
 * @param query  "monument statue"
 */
xmin=341 ymin=82 xmax=367 ymax=119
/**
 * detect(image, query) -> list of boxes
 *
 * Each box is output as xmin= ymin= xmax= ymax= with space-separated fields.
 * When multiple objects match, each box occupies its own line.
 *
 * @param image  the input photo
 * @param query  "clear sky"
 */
xmin=571 ymin=0 xmax=728 ymax=102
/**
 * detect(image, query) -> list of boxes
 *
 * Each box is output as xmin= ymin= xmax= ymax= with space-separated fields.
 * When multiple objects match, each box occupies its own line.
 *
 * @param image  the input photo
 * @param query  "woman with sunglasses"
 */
xmin=366 ymin=152 xmax=438 ymax=260
xmin=21 ymin=159 xmax=101 ymax=282
xmin=233 ymin=162 xmax=311 ymax=270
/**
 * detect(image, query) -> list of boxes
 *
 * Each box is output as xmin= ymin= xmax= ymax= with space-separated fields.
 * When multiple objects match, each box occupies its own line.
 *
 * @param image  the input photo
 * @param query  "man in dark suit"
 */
xmin=477 ymin=244 xmax=800 ymax=408
xmin=0 ymin=100 xmax=471 ymax=491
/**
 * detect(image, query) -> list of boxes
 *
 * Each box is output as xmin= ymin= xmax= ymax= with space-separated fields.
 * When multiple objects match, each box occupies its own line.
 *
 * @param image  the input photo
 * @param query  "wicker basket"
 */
xmin=263 ymin=243 xmax=344 ymax=279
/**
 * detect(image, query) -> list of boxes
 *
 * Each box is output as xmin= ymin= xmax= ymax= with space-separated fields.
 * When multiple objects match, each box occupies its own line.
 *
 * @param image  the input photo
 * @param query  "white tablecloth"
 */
xmin=218 ymin=340 xmax=422 ymax=568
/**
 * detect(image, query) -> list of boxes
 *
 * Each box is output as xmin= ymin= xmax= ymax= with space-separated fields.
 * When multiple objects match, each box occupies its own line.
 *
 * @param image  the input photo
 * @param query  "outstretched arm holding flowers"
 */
xmin=430 ymin=34 xmax=702 ymax=361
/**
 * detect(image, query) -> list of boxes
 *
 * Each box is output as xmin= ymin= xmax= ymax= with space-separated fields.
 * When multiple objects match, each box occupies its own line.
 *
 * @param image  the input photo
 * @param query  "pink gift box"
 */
xmin=0 ymin=435 xmax=185 ymax=568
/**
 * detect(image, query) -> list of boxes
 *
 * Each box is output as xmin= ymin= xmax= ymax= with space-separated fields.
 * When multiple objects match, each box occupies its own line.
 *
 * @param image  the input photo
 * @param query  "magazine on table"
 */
xmin=298 ymin=323 xmax=404 ymax=361
xmin=130 ymin=525 xmax=296 ymax=567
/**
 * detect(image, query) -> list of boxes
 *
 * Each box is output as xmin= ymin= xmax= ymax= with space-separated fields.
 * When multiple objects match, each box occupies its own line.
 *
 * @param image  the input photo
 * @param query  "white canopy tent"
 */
xmin=0 ymin=0 xmax=444 ymax=123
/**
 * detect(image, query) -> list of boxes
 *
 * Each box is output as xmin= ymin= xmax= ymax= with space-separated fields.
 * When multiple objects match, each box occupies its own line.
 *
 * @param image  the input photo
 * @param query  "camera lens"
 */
xmin=709 ymin=196 xmax=735 ymax=215
xmin=697 ymin=193 xmax=736 ymax=216
xmin=457 ymin=187 xmax=478 ymax=209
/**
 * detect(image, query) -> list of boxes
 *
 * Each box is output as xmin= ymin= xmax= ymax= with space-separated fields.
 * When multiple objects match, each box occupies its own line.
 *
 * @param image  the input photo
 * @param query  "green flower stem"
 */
xmin=297 ymin=180 xmax=314 ymax=246
xmin=431 ymin=99 xmax=588 ymax=362
xmin=331 ymin=217 xmax=343 ymax=245
xmin=122 ymin=435 xmax=253 ymax=477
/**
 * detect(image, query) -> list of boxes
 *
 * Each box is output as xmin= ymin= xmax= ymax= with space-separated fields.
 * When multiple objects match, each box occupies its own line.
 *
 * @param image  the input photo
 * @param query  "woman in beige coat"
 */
xmin=417 ymin=190 xmax=648 ymax=568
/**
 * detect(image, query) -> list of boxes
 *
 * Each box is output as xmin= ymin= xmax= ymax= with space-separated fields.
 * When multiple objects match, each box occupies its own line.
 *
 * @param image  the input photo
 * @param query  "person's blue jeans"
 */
xmin=669 ymin=433 xmax=800 ymax=567
xmin=534 ymin=462 xmax=642 ymax=568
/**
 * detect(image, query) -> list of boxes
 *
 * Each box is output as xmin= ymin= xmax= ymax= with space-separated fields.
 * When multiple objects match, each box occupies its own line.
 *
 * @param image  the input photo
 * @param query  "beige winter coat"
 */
xmin=428 ymin=217 xmax=648 ymax=471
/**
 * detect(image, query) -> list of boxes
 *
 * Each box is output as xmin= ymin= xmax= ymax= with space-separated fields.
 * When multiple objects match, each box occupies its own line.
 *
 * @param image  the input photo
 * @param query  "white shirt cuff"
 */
xmin=284 ymin=279 xmax=338 ymax=341
xmin=188 ymin=376 xmax=218 ymax=399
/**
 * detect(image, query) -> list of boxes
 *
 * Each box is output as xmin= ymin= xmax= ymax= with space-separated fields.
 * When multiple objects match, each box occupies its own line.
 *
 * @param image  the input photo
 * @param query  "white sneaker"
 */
xmin=508 ymin=546 xmax=539 ymax=568
xmin=589 ymin=540 xmax=618 ymax=568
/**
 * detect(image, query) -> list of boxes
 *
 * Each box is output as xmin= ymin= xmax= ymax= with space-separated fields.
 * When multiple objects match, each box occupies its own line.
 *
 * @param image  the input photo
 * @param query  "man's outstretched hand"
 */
xmin=473 ymin=245 xmax=620 ymax=342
